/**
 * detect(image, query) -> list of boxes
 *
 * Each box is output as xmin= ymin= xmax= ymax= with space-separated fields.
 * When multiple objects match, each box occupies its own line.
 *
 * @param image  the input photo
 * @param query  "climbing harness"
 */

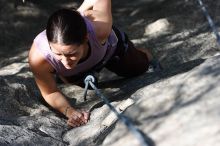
xmin=197 ymin=0 xmax=220 ymax=45
xmin=83 ymin=75 xmax=151 ymax=146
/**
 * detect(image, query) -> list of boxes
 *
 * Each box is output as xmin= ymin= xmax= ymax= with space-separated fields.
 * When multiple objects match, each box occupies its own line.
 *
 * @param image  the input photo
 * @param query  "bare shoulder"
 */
xmin=29 ymin=42 xmax=59 ymax=97
xmin=28 ymin=42 xmax=54 ymax=75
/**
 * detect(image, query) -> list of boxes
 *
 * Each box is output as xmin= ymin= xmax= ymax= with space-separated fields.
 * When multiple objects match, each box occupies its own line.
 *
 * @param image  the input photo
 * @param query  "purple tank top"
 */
xmin=34 ymin=16 xmax=118 ymax=76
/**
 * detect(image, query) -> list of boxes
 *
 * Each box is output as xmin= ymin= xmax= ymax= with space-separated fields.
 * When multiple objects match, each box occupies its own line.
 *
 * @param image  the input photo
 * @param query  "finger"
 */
xmin=67 ymin=119 xmax=77 ymax=127
xmin=69 ymin=113 xmax=84 ymax=126
xmin=78 ymin=109 xmax=90 ymax=122
xmin=72 ymin=112 xmax=88 ymax=125
xmin=82 ymin=111 xmax=90 ymax=122
xmin=70 ymin=114 xmax=83 ymax=126
xmin=75 ymin=111 xmax=87 ymax=124
xmin=68 ymin=117 xmax=83 ymax=127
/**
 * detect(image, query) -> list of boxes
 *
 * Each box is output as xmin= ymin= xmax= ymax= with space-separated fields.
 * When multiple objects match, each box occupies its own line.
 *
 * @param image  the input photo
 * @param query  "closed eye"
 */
xmin=55 ymin=53 xmax=62 ymax=56
xmin=64 ymin=53 xmax=77 ymax=57
xmin=54 ymin=52 xmax=78 ymax=58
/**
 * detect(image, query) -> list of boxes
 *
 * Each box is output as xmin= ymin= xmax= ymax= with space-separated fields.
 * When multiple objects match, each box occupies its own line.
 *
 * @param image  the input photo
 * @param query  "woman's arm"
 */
xmin=78 ymin=0 xmax=112 ymax=43
xmin=28 ymin=43 xmax=89 ymax=127
xmin=77 ymin=0 xmax=98 ymax=13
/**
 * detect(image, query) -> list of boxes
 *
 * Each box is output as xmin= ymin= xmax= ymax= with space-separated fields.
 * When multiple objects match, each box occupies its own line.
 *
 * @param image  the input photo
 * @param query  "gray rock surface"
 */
xmin=103 ymin=55 xmax=220 ymax=146
xmin=1 ymin=0 xmax=220 ymax=146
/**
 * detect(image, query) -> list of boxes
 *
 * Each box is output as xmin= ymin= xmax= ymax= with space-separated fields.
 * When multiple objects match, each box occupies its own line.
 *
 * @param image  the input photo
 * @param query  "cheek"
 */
xmin=76 ymin=50 xmax=84 ymax=59
xmin=64 ymin=49 xmax=84 ymax=61
xmin=55 ymin=55 xmax=62 ymax=60
xmin=69 ymin=56 xmax=77 ymax=61
xmin=69 ymin=54 xmax=81 ymax=61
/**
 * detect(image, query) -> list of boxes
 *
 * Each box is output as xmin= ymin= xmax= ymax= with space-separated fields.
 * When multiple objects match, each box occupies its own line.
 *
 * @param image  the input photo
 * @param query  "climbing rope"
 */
xmin=197 ymin=0 xmax=220 ymax=45
xmin=83 ymin=75 xmax=150 ymax=146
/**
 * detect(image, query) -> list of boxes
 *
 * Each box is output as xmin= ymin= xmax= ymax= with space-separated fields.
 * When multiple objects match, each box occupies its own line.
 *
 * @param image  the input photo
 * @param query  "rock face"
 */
xmin=102 ymin=56 xmax=220 ymax=146
xmin=1 ymin=0 xmax=220 ymax=146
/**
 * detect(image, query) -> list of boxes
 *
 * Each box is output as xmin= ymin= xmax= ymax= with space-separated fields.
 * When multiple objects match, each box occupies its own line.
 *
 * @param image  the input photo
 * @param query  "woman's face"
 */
xmin=49 ymin=42 xmax=85 ymax=69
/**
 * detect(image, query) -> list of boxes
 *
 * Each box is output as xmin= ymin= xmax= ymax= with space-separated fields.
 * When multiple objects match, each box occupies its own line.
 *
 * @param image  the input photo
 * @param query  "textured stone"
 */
xmin=144 ymin=18 xmax=171 ymax=36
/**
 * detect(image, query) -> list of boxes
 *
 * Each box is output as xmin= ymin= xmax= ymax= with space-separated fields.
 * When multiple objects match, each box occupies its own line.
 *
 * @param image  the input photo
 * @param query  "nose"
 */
xmin=61 ymin=55 xmax=77 ymax=65
xmin=61 ymin=55 xmax=70 ymax=64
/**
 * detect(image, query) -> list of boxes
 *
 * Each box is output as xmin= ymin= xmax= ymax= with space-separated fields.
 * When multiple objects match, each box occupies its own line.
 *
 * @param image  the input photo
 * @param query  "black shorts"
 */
xmin=105 ymin=26 xmax=149 ymax=77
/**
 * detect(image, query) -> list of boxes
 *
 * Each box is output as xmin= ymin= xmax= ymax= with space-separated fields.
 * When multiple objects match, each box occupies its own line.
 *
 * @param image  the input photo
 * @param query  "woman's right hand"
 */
xmin=66 ymin=108 xmax=90 ymax=128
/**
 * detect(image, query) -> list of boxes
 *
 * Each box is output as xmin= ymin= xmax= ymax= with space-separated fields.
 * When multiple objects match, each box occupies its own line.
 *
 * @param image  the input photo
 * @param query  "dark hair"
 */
xmin=46 ymin=8 xmax=87 ymax=45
